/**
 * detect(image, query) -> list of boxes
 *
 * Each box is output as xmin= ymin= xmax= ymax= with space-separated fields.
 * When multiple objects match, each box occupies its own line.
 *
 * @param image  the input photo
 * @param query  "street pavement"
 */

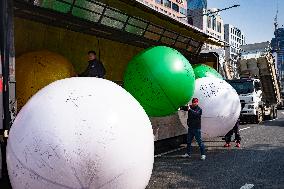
xmin=147 ymin=110 xmax=284 ymax=189
xmin=1 ymin=111 xmax=283 ymax=188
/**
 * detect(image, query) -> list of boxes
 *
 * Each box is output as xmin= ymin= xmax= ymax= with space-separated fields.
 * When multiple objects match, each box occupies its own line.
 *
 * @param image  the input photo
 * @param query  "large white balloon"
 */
xmin=179 ymin=77 xmax=241 ymax=139
xmin=7 ymin=78 xmax=154 ymax=189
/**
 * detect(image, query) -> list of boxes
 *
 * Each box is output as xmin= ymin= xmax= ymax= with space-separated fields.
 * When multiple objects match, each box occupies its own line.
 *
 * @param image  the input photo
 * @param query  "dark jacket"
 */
xmin=80 ymin=59 xmax=106 ymax=78
xmin=180 ymin=105 xmax=202 ymax=129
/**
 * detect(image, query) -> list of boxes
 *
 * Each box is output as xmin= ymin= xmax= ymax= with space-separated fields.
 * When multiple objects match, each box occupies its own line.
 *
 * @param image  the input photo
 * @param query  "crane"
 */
xmin=274 ymin=0 xmax=278 ymax=32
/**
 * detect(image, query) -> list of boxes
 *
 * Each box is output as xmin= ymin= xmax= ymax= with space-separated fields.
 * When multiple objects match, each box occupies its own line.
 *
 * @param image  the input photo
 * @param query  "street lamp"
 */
xmin=178 ymin=4 xmax=240 ymax=18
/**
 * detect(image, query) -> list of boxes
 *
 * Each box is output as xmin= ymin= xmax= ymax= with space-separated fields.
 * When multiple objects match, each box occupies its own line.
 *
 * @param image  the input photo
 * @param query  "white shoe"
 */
xmin=201 ymin=155 xmax=206 ymax=160
xmin=181 ymin=153 xmax=191 ymax=158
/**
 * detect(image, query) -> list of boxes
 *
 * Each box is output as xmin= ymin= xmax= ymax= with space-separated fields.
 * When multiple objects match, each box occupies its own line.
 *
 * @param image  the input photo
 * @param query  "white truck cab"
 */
xmin=227 ymin=78 xmax=263 ymax=123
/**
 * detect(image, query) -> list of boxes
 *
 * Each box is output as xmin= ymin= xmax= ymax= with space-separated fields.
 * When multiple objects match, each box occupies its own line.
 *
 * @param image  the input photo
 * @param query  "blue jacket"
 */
xmin=181 ymin=105 xmax=202 ymax=129
xmin=80 ymin=59 xmax=106 ymax=78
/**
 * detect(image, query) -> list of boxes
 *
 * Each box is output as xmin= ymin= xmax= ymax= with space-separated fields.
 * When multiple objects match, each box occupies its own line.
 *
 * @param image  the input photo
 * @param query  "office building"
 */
xmin=224 ymin=24 xmax=246 ymax=61
xmin=190 ymin=8 xmax=224 ymax=50
xmin=271 ymin=27 xmax=284 ymax=88
xmin=136 ymin=0 xmax=188 ymax=22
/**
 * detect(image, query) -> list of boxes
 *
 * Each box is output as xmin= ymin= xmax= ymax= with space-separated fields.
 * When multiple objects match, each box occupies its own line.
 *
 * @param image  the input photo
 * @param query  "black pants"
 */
xmin=224 ymin=124 xmax=241 ymax=144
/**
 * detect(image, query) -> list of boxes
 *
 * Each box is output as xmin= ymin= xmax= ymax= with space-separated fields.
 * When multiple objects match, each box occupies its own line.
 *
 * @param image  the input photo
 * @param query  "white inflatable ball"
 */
xmin=179 ymin=77 xmax=241 ymax=139
xmin=7 ymin=78 xmax=154 ymax=189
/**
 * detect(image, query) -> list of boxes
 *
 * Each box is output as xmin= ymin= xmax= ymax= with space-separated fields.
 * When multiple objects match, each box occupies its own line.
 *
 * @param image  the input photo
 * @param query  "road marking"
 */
xmin=240 ymin=183 xmax=254 ymax=189
xmin=154 ymin=147 xmax=186 ymax=158
xmin=282 ymin=112 xmax=284 ymax=115
xmin=240 ymin=127 xmax=250 ymax=131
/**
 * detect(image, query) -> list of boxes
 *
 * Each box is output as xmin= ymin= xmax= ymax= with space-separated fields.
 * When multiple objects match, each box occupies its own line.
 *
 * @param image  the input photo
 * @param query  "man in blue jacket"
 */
xmin=180 ymin=98 xmax=206 ymax=160
xmin=79 ymin=50 xmax=106 ymax=78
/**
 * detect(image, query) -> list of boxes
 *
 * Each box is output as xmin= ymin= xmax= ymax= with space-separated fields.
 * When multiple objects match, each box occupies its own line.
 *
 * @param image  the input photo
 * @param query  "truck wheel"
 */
xmin=273 ymin=107 xmax=277 ymax=119
xmin=267 ymin=109 xmax=273 ymax=120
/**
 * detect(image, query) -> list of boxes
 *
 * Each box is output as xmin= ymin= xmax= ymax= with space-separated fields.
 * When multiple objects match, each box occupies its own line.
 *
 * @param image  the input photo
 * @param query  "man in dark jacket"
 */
xmin=223 ymin=117 xmax=241 ymax=148
xmin=180 ymin=98 xmax=206 ymax=160
xmin=79 ymin=50 xmax=106 ymax=78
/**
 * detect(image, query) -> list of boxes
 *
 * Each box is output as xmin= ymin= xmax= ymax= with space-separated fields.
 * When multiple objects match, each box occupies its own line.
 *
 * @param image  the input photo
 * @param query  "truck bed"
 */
xmin=239 ymin=53 xmax=281 ymax=105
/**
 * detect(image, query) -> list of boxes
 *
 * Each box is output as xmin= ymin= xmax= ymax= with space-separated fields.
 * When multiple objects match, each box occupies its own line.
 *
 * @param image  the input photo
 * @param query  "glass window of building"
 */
xmin=155 ymin=0 xmax=162 ymax=4
xmin=164 ymin=0 xmax=171 ymax=8
xmin=187 ymin=0 xmax=207 ymax=10
xmin=207 ymin=17 xmax=211 ymax=28
xmin=180 ymin=7 xmax=187 ymax=15
xmin=212 ymin=17 xmax=216 ymax=31
xmin=217 ymin=22 xmax=221 ymax=33
xmin=172 ymin=2 xmax=179 ymax=12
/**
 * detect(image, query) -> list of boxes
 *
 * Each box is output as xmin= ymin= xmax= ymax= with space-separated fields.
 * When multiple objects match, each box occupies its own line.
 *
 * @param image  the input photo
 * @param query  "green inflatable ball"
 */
xmin=192 ymin=64 xmax=223 ymax=79
xmin=124 ymin=46 xmax=195 ymax=117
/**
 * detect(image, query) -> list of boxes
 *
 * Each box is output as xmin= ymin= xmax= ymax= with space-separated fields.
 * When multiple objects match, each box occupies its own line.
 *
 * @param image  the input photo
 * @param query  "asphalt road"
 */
xmin=147 ymin=110 xmax=284 ymax=189
xmin=1 ymin=111 xmax=283 ymax=189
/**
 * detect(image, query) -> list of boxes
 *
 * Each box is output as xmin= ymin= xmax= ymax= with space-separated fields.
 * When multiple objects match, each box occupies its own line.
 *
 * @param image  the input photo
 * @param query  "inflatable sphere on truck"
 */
xmin=124 ymin=46 xmax=196 ymax=117
xmin=192 ymin=64 xmax=223 ymax=80
xmin=16 ymin=50 xmax=76 ymax=111
xmin=178 ymin=77 xmax=241 ymax=139
xmin=7 ymin=78 xmax=154 ymax=189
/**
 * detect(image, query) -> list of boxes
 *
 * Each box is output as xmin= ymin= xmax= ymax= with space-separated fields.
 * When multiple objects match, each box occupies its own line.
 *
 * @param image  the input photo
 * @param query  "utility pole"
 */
xmin=206 ymin=4 xmax=240 ymax=17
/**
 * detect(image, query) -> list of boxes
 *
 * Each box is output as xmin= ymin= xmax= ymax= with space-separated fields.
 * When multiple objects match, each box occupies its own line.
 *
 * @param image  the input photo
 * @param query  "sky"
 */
xmin=207 ymin=0 xmax=284 ymax=44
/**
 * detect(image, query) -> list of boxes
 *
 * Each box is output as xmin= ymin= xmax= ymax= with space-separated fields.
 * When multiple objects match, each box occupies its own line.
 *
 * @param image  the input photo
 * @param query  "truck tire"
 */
xmin=273 ymin=107 xmax=277 ymax=119
xmin=263 ymin=108 xmax=272 ymax=120
xmin=266 ymin=112 xmax=272 ymax=120
xmin=268 ymin=106 xmax=278 ymax=120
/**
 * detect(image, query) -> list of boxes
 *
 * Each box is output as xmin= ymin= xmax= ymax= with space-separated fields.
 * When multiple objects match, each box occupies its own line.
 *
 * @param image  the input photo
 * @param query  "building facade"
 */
xmin=271 ymin=27 xmax=284 ymax=90
xmin=187 ymin=0 xmax=207 ymax=11
xmin=190 ymin=8 xmax=224 ymax=50
xmin=136 ymin=0 xmax=188 ymax=22
xmin=224 ymin=24 xmax=245 ymax=79
xmin=224 ymin=24 xmax=246 ymax=61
